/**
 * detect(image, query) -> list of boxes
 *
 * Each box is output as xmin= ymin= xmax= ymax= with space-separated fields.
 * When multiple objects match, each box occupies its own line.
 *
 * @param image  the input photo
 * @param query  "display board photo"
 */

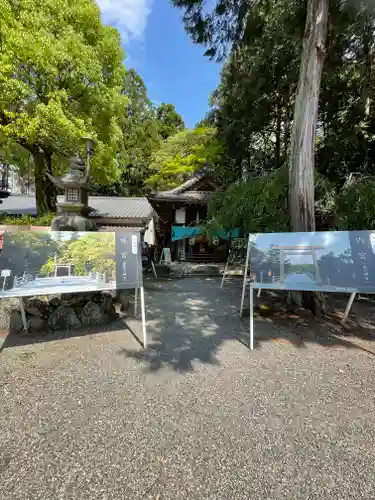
xmin=0 ymin=230 xmax=143 ymax=299
xmin=249 ymin=230 xmax=375 ymax=293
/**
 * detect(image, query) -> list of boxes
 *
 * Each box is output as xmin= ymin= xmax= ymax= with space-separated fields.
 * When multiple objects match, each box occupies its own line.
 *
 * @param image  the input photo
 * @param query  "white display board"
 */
xmin=243 ymin=231 xmax=369 ymax=350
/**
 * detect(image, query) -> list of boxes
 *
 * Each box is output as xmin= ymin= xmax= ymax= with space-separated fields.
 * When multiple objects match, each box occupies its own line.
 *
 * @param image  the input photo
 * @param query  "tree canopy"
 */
xmin=95 ymin=69 xmax=161 ymax=196
xmin=156 ymin=103 xmax=185 ymax=140
xmin=0 ymin=0 xmax=127 ymax=214
xmin=146 ymin=126 xmax=223 ymax=191
xmin=172 ymin=0 xmax=375 ymax=232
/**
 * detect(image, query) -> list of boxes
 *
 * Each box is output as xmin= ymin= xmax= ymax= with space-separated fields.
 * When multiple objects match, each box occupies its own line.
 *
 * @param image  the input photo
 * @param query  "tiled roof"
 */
xmin=0 ymin=195 xmax=154 ymax=220
xmin=148 ymin=173 xmax=217 ymax=204
xmin=99 ymin=226 xmax=144 ymax=232
xmin=150 ymin=190 xmax=214 ymax=203
xmin=161 ymin=175 xmax=204 ymax=195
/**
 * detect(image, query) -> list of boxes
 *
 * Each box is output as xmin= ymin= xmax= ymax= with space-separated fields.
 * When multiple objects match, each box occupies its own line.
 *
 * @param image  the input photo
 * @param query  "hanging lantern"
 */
xmin=188 ymin=237 xmax=195 ymax=246
xmin=212 ymin=236 xmax=219 ymax=246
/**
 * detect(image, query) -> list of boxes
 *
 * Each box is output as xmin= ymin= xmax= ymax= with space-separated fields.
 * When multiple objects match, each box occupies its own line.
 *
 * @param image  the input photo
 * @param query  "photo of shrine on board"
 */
xmin=249 ymin=230 xmax=375 ymax=294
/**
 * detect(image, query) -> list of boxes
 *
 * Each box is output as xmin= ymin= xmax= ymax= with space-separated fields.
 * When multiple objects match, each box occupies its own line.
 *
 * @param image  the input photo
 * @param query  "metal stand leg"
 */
xmin=140 ymin=286 xmax=147 ymax=348
xmin=257 ymin=288 xmax=262 ymax=298
xmin=134 ymin=287 xmax=138 ymax=317
xmin=341 ymin=293 xmax=356 ymax=325
xmin=220 ymin=260 xmax=229 ymax=288
xmin=240 ymin=277 xmax=247 ymax=318
xmin=19 ymin=297 xmax=28 ymax=334
xmin=249 ymin=287 xmax=254 ymax=350
xmin=151 ymin=261 xmax=158 ymax=279
xmin=240 ymin=236 xmax=251 ymax=317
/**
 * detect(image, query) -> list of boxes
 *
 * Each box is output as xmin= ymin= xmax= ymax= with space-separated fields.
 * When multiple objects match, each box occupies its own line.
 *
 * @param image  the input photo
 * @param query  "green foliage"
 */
xmin=0 ymin=0 xmax=127 ymax=213
xmin=0 ymin=213 xmax=54 ymax=226
xmin=173 ymin=0 xmax=375 ymax=236
xmin=1 ymin=231 xmax=59 ymax=277
xmin=0 ymin=139 xmax=33 ymax=179
xmin=147 ymin=127 xmax=224 ymax=190
xmin=208 ymin=166 xmax=338 ymax=233
xmin=209 ymin=167 xmax=290 ymax=233
xmin=95 ymin=71 xmax=186 ymax=195
xmin=117 ymin=70 xmax=161 ymax=194
xmin=171 ymin=0 xmax=249 ymax=60
xmin=156 ymin=103 xmax=185 ymax=140
xmin=40 ymin=233 xmax=115 ymax=277
xmin=95 ymin=68 xmax=161 ymax=196
xmin=182 ymin=0 xmax=375 ymax=186
xmin=335 ymin=178 xmax=375 ymax=230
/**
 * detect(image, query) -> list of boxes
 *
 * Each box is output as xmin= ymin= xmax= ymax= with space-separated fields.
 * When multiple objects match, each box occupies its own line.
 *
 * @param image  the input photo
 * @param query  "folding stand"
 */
xmin=220 ymin=239 xmax=247 ymax=289
xmin=150 ymin=260 xmax=158 ymax=279
xmin=249 ymin=286 xmax=254 ymax=350
xmin=240 ymin=237 xmax=251 ymax=317
xmin=134 ymin=286 xmax=147 ymax=347
xmin=220 ymin=260 xmax=229 ymax=288
xmin=159 ymin=248 xmax=172 ymax=265
xmin=341 ymin=293 xmax=356 ymax=325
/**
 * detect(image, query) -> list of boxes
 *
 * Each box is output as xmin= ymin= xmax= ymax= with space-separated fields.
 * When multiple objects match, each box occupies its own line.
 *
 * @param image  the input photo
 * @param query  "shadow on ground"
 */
xmin=241 ymin=284 xmax=375 ymax=355
xmin=120 ymin=277 xmax=375 ymax=373
xmin=2 ymin=277 xmax=375 ymax=370
xmin=120 ymin=277 xmax=242 ymax=372
xmin=0 ymin=314 xmax=144 ymax=352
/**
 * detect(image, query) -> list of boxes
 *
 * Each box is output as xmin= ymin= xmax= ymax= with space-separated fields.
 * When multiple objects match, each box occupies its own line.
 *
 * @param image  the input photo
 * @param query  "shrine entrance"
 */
xmin=186 ymin=235 xmax=225 ymax=262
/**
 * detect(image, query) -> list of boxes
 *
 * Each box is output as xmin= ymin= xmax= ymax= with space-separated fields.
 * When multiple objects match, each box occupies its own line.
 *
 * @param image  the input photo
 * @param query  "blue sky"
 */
xmin=252 ymin=231 xmax=352 ymax=264
xmin=96 ymin=0 xmax=222 ymax=128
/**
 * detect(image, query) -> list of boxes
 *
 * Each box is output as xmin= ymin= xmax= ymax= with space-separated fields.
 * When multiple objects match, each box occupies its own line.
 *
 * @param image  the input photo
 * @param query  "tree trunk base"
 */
xmin=286 ymin=290 xmax=327 ymax=318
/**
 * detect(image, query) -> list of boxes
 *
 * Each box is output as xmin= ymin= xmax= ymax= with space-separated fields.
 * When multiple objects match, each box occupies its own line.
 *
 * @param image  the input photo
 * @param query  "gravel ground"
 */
xmin=1 ymin=277 xmax=375 ymax=499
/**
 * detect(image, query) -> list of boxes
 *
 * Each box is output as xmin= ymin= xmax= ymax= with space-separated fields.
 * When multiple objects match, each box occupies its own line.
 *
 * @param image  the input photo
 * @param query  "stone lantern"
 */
xmin=48 ymin=138 xmax=97 ymax=231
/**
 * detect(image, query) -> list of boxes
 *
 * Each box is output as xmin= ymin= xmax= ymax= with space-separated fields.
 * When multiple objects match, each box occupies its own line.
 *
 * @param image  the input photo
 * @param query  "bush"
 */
xmin=0 ymin=213 xmax=54 ymax=226
xmin=208 ymin=166 xmax=338 ymax=233
xmin=335 ymin=178 xmax=375 ymax=230
xmin=209 ymin=167 xmax=290 ymax=233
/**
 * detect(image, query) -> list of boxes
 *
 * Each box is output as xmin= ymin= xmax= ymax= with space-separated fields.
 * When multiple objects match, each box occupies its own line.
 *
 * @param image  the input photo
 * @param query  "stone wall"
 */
xmin=3 ymin=292 xmax=119 ymax=336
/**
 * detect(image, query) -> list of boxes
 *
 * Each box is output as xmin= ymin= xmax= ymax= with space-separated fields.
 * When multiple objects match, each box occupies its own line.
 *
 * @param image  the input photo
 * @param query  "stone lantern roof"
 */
xmin=46 ymin=155 xmax=91 ymax=190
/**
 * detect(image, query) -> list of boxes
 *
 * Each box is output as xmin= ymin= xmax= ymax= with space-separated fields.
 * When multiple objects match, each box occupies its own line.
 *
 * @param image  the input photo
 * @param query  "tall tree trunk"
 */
xmin=33 ymin=149 xmax=56 ymax=215
xmin=288 ymin=0 xmax=329 ymax=316
xmin=283 ymin=97 xmax=292 ymax=164
xmin=360 ymin=18 xmax=372 ymax=172
xmin=275 ymin=101 xmax=282 ymax=169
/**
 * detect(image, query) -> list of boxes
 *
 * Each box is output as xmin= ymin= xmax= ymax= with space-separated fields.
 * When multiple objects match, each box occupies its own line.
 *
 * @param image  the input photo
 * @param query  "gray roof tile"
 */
xmin=0 ymin=195 xmax=154 ymax=220
xmin=151 ymin=190 xmax=213 ymax=203
xmin=160 ymin=175 xmax=204 ymax=195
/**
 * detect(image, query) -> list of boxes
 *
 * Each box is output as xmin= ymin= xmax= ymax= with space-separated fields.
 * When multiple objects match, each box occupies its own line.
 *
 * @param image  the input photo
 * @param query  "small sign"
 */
xmin=370 ymin=233 xmax=375 ymax=254
xmin=115 ymin=231 xmax=143 ymax=289
xmin=132 ymin=235 xmax=137 ymax=255
xmin=1 ymin=269 xmax=11 ymax=277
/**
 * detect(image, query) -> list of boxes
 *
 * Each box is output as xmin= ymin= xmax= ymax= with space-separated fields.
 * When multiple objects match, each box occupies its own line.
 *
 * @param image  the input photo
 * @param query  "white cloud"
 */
xmin=96 ymin=0 xmax=151 ymax=40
